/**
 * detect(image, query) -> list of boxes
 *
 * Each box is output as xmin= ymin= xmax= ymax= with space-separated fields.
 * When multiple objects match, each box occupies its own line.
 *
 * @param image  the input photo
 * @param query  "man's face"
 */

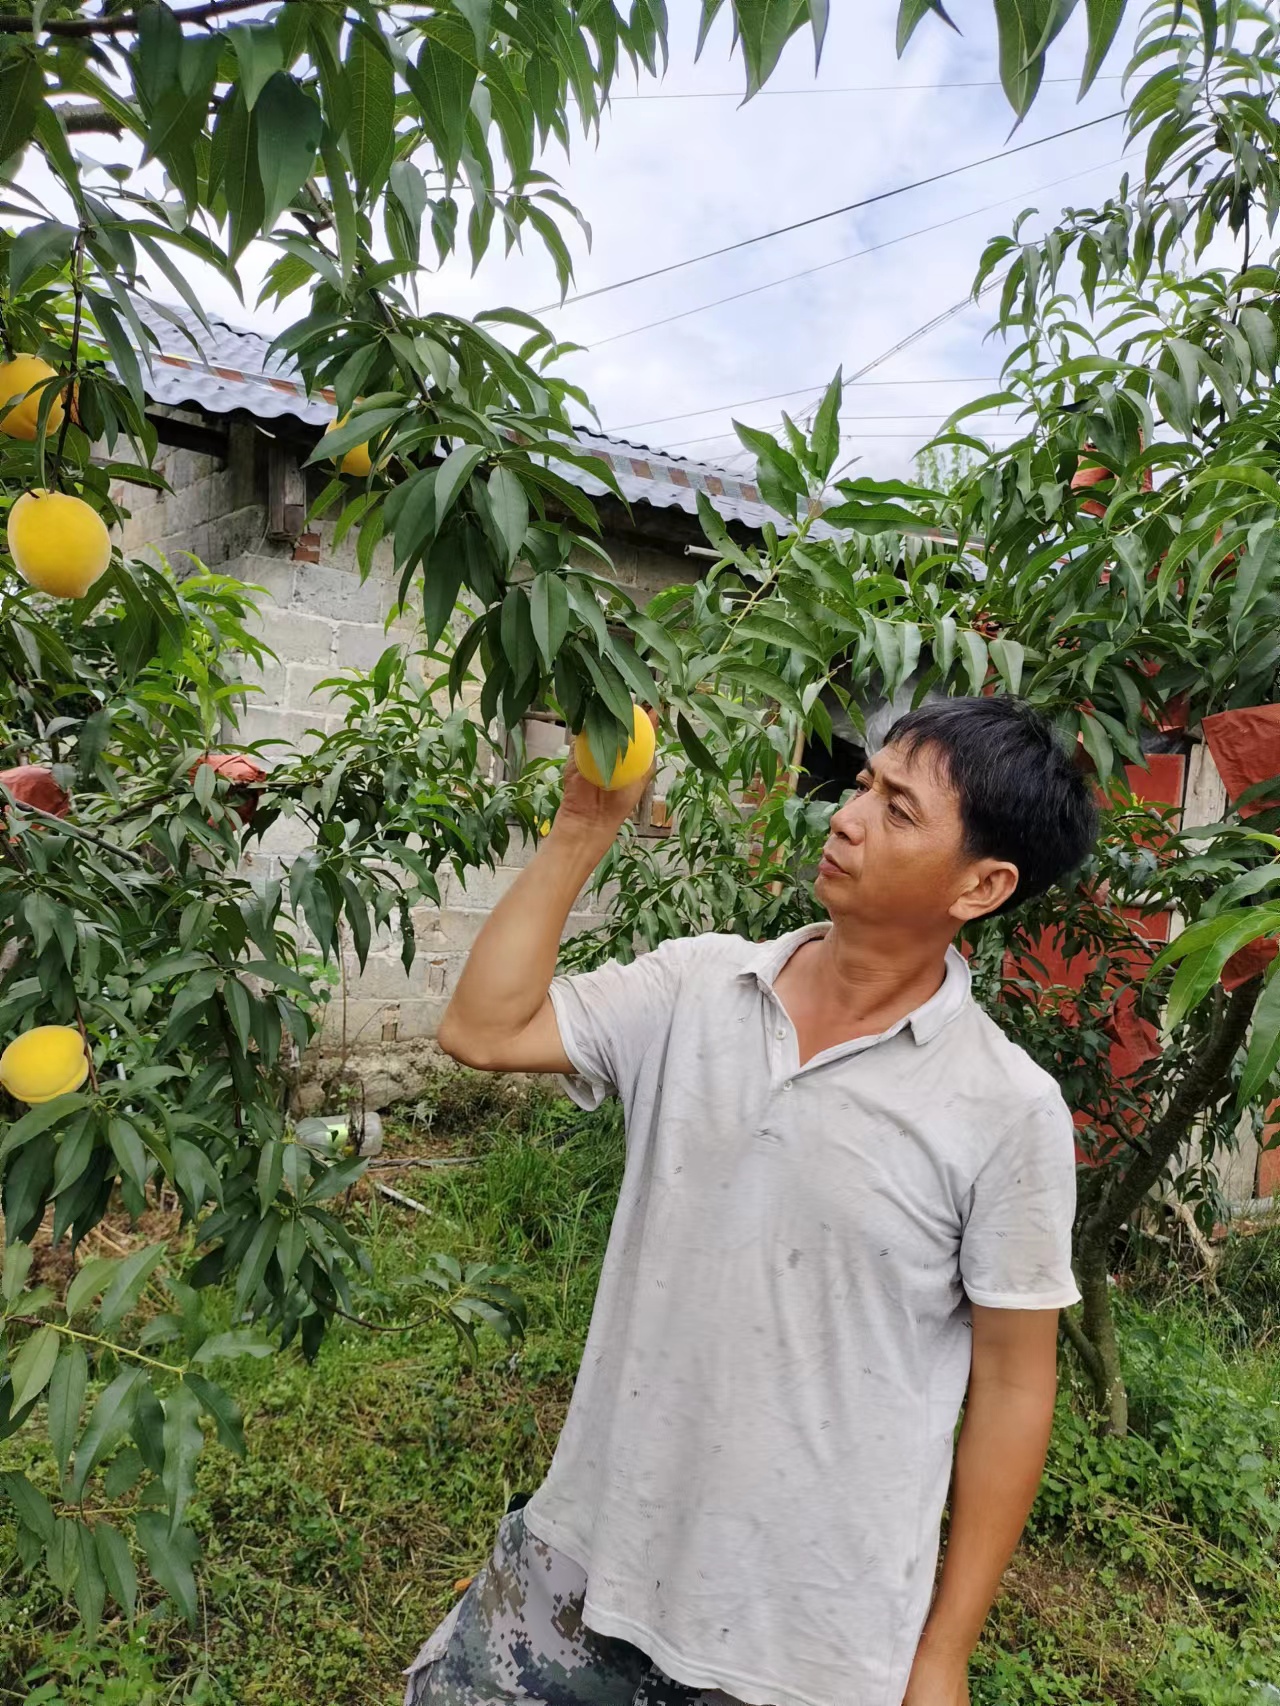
xmin=814 ymin=739 xmax=1012 ymax=928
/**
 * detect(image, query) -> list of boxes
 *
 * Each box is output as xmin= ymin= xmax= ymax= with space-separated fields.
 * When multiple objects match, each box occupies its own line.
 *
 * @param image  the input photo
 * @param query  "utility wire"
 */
xmin=661 ymin=284 xmax=1005 ymax=454
xmin=534 ymin=110 xmax=1124 ymax=313
xmin=606 ymin=76 xmax=1122 ymax=99
xmin=604 ymin=377 xmax=1001 ymax=436
xmin=589 ymin=157 xmax=1122 ymax=351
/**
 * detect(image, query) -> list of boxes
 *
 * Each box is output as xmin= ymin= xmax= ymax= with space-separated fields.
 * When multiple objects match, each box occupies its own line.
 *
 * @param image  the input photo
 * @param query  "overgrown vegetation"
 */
xmin=2 ymin=1095 xmax=1277 ymax=1705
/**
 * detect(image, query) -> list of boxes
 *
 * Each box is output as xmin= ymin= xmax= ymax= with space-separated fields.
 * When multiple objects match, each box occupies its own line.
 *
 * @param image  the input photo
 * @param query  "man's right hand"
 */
xmin=552 ymin=711 xmax=658 ymax=848
xmin=436 ymin=711 xmax=657 ymax=1074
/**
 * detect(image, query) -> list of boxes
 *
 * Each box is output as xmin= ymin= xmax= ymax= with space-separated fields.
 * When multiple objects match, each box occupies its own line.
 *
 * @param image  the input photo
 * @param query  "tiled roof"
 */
xmin=127 ymin=297 xmax=843 ymax=542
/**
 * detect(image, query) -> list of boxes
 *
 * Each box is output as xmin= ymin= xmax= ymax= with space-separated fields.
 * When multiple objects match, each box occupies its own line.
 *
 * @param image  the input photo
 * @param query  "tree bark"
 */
xmin=1068 ymin=974 xmax=1261 ymax=1434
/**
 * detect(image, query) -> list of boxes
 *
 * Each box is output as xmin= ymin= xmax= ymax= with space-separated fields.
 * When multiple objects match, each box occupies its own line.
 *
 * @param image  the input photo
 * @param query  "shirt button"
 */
xmin=783 ymin=1080 xmax=793 ymax=1091
xmin=775 ymin=1028 xmax=785 ymax=1039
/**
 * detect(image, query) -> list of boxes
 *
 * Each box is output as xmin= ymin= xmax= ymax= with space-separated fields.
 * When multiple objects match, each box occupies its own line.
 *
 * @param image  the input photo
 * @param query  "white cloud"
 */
xmin=23 ymin=0 xmax=1141 ymax=481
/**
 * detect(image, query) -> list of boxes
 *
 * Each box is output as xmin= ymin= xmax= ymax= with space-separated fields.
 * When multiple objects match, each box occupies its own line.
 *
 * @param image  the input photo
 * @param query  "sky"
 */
xmin=38 ymin=0 xmax=1141 ymax=481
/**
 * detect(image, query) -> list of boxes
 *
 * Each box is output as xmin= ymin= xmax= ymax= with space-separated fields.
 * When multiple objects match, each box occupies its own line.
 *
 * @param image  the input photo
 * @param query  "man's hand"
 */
xmin=901 ymin=1640 xmax=970 ymax=1706
xmin=552 ymin=710 xmax=657 ymax=848
xmin=436 ymin=710 xmax=657 ymax=1074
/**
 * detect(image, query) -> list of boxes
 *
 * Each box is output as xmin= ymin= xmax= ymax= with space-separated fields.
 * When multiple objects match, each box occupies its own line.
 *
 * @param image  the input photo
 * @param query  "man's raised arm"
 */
xmin=436 ymin=748 xmax=651 ymax=1074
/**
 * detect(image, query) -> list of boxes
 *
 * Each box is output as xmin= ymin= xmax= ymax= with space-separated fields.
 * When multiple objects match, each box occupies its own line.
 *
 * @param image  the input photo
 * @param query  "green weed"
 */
xmin=3 ymin=1102 xmax=1279 ymax=1704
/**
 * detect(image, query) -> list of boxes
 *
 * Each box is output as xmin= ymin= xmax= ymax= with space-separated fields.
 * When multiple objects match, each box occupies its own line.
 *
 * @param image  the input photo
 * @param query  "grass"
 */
xmin=3 ymin=1083 xmax=1280 ymax=1704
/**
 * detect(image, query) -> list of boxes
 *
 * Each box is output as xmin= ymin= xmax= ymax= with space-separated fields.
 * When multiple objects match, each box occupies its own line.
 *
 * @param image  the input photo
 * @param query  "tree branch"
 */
xmin=53 ymin=101 xmax=123 ymax=136
xmin=0 ymin=0 xmax=276 ymax=34
xmin=1079 ymin=974 xmax=1261 ymax=1264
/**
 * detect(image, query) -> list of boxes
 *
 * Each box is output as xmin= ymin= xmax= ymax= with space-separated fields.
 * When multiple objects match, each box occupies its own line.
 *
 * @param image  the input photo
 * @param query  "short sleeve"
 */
xmin=548 ymin=936 xmax=701 ymax=1112
xmin=960 ymin=1091 xmax=1081 ymax=1310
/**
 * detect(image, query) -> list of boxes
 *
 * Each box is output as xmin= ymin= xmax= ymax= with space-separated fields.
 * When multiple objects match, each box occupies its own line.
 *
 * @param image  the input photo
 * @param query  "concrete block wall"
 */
xmin=110 ymin=418 xmax=674 ymax=1053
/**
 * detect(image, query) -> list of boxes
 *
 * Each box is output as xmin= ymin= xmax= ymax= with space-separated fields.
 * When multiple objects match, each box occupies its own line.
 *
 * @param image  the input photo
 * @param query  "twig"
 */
xmin=0 ymin=0 xmax=285 ymax=36
xmin=73 ymin=1001 xmax=100 ymax=1094
xmin=0 ymin=798 xmax=151 ymax=867
xmin=366 ymin=1155 xmax=477 ymax=1170
xmin=53 ymin=225 xmax=86 ymax=483
xmin=373 ymin=1181 xmax=432 ymax=1214
xmin=52 ymin=102 xmax=123 ymax=137
xmin=11 ymin=1315 xmax=183 ymax=1375
xmin=334 ymin=1302 xmax=447 ymax=1335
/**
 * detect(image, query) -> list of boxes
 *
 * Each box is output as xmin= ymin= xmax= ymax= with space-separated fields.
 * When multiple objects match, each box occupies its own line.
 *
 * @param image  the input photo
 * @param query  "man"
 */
xmin=405 ymin=696 xmax=1097 ymax=1706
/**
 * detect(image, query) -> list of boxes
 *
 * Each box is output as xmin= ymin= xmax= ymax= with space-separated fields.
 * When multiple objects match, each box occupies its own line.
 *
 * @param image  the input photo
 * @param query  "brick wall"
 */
xmin=111 ymin=417 xmax=684 ymax=1052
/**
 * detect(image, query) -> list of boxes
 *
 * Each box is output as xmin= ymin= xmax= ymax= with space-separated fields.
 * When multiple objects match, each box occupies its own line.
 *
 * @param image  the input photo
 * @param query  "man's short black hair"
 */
xmin=884 ymin=696 xmax=1098 ymax=914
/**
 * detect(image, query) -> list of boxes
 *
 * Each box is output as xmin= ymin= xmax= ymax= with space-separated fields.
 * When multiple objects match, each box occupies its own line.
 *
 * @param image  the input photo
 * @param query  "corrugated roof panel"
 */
xmin=124 ymin=297 xmax=837 ymax=539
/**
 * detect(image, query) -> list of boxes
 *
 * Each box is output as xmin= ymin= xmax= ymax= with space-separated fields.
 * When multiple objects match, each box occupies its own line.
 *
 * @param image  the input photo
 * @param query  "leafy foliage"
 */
xmin=0 ymin=0 xmax=838 ymax=1625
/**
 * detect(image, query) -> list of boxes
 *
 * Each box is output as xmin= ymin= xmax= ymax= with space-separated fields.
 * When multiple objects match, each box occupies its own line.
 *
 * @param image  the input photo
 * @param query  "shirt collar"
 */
xmin=737 ymin=926 xmax=971 ymax=1048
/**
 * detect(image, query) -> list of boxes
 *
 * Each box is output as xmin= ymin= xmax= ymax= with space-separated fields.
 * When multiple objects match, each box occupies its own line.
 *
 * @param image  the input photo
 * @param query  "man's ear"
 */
xmin=949 ymin=860 xmax=1019 ymax=923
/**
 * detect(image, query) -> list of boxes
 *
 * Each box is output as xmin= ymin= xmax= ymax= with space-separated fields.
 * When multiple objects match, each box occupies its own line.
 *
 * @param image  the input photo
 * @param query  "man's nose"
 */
xmin=831 ymin=792 xmax=866 ymax=838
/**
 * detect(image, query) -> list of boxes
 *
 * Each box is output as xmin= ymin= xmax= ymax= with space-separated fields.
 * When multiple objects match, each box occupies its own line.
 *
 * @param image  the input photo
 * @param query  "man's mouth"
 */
xmin=817 ymin=847 xmax=845 ymax=879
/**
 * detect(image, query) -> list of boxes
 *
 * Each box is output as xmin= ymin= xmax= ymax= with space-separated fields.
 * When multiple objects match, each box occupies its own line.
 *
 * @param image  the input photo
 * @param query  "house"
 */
xmin=107 ymin=299 xmax=852 ymax=1104
xmin=103 ymin=303 xmax=1277 ymax=1205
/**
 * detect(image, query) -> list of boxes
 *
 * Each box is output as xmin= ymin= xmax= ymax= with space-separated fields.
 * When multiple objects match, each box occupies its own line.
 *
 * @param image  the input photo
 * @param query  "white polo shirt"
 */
xmin=527 ymin=925 xmax=1080 ymax=1706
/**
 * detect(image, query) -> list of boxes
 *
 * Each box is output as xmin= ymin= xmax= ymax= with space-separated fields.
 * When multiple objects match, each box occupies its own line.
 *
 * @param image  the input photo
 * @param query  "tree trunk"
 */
xmin=1067 ymin=974 xmax=1261 ymax=1435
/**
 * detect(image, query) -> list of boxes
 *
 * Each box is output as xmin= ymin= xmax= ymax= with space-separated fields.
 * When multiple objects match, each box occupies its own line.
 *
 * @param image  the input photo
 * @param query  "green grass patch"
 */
xmin=3 ymin=1093 xmax=1280 ymax=1704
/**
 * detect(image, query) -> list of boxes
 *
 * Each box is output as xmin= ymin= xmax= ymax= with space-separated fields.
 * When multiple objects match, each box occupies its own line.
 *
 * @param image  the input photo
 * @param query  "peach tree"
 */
xmin=573 ymin=0 xmax=1280 ymax=1435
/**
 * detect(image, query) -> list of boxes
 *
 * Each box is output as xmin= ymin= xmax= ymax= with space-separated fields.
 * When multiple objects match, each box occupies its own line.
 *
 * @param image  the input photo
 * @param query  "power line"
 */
xmin=589 ymin=157 xmax=1123 ymax=351
xmin=661 ymin=284 xmax=1006 ymax=454
xmin=603 ymin=377 xmax=1001 ymax=436
xmin=534 ymin=109 xmax=1124 ymax=313
xmin=606 ymin=77 xmax=1123 ymax=100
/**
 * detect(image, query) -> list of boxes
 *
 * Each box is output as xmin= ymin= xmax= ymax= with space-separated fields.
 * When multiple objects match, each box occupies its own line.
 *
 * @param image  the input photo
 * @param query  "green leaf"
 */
xmin=255 ymin=74 xmax=323 ymax=231
xmin=0 ymin=1095 xmax=88 ymax=1166
xmin=97 ymin=1243 xmax=166 ymax=1332
xmin=407 ymin=35 xmax=477 ymax=182
xmin=1078 ymin=710 xmax=1114 ymax=783
xmin=0 ymin=49 xmax=43 ymax=167
xmin=988 ymin=637 xmax=1026 ymax=696
xmin=993 ymin=0 xmax=1074 ymax=120
xmin=1080 ymin=0 xmax=1126 ymax=94
xmin=228 ymin=21 xmax=284 ymax=109
xmin=9 ymin=219 xmax=75 ymax=295
xmin=345 ymin=26 xmax=396 ymax=196
xmin=735 ymin=0 xmax=813 ymax=98
xmin=64 ymin=1256 xmax=117 ymax=1320
xmin=71 ymin=1369 xmax=143 ymax=1500
xmin=487 ymin=465 xmax=529 ymax=569
xmin=135 ymin=1511 xmax=200 ymax=1626
xmin=108 ymin=1117 xmax=149 ymax=1192
xmin=1 ymin=1241 xmax=33 ymax=1305
xmin=191 ymin=1330 xmax=274 ymax=1364
xmin=219 ymin=89 xmax=265 ymax=260
xmin=0 ymin=1470 xmax=54 ymax=1543
xmin=233 ymin=1213 xmax=280 ymax=1313
xmin=95 ymin=1520 xmax=138 ymax=1621
xmin=1229 ymin=524 xmax=1280 ymax=641
xmin=388 ymin=157 xmax=429 ymax=260
xmin=48 ymin=1345 xmax=88 ymax=1483
xmin=453 ymin=0 xmax=492 ymax=56
xmin=9 ymin=1325 xmax=59 ymax=1413
xmin=810 ymin=370 xmax=843 ymax=481
xmin=896 ymin=0 xmax=957 ymax=55
xmin=957 ymin=630 xmax=988 ymax=694
xmin=184 ymin=1372 xmax=246 ymax=1455
xmin=433 ymin=443 xmax=487 ymax=532
xmin=223 ymin=976 xmax=252 ymax=1054
xmin=530 ymin=573 xmax=570 ymax=670
xmin=1240 ymin=961 xmax=1280 ymax=1105
xmin=73 ymin=1520 xmax=106 ymax=1633
xmin=161 ymin=1383 xmax=204 ymax=1535
xmin=171 ymin=1138 xmax=221 ymax=1212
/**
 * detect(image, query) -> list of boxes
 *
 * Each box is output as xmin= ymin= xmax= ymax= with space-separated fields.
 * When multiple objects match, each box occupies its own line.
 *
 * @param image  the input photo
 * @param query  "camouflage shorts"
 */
xmin=403 ymin=1509 xmax=751 ymax=1706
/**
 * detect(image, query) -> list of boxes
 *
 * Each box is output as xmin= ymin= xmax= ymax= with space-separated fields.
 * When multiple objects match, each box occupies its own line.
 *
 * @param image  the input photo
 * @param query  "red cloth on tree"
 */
xmin=0 ymin=765 xmax=70 ymax=818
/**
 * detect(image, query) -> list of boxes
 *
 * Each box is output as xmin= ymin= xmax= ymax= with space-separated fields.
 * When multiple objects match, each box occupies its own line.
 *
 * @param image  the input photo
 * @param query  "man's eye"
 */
xmin=889 ymin=801 xmax=911 ymax=823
